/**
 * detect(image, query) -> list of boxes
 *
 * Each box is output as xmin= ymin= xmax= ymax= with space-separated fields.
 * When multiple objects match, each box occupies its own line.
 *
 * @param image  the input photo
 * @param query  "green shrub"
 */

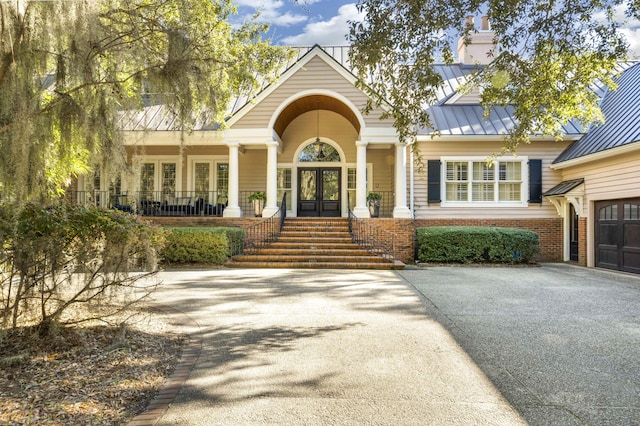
xmin=1 ymin=203 xmax=165 ymax=335
xmin=416 ymin=226 xmax=539 ymax=264
xmin=218 ymin=227 xmax=245 ymax=257
xmin=160 ymin=227 xmax=245 ymax=264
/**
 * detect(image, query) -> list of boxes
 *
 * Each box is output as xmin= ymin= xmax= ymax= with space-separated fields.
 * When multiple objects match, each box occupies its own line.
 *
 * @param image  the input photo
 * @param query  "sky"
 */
xmin=233 ymin=0 xmax=640 ymax=56
xmin=233 ymin=0 xmax=364 ymax=45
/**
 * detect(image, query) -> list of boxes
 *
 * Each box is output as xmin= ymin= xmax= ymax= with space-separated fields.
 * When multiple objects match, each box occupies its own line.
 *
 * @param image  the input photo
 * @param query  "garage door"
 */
xmin=595 ymin=199 xmax=640 ymax=274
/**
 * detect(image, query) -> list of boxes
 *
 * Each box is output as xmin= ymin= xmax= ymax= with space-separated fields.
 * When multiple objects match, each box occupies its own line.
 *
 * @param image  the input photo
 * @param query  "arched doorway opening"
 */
xmin=296 ymin=141 xmax=343 ymax=217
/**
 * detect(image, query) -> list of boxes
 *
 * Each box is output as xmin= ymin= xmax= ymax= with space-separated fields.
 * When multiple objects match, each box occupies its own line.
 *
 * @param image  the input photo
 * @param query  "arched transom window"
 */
xmin=298 ymin=142 xmax=341 ymax=162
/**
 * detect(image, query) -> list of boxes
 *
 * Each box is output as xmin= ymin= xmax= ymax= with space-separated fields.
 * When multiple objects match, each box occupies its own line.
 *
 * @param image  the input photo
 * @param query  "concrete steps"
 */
xmin=228 ymin=217 xmax=404 ymax=270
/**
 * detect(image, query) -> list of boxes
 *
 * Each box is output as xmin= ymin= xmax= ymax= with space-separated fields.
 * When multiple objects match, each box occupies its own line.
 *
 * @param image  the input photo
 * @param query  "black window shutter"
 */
xmin=529 ymin=159 xmax=543 ymax=203
xmin=427 ymin=160 xmax=441 ymax=203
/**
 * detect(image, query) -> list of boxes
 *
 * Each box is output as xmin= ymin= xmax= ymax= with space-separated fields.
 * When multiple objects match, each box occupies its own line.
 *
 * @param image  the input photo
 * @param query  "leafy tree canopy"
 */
xmin=0 ymin=0 xmax=292 ymax=202
xmin=348 ymin=0 xmax=638 ymax=153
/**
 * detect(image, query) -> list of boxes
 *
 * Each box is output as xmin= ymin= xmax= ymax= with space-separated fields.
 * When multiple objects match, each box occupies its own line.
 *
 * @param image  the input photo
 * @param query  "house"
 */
xmin=73 ymin=18 xmax=640 ymax=272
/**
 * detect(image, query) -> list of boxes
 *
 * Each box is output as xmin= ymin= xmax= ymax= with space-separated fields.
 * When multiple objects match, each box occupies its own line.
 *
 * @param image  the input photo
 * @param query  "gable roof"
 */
xmin=117 ymin=45 xmax=355 ymax=132
xmin=225 ymin=45 xmax=359 ymax=128
xmin=116 ymin=45 xmax=638 ymax=143
xmin=419 ymin=64 xmax=586 ymax=137
xmin=553 ymin=61 xmax=640 ymax=165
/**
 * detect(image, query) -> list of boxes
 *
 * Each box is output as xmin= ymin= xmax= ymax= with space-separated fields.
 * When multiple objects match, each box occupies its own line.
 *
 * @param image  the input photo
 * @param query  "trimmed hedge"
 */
xmin=160 ymin=227 xmax=245 ymax=264
xmin=416 ymin=226 xmax=539 ymax=264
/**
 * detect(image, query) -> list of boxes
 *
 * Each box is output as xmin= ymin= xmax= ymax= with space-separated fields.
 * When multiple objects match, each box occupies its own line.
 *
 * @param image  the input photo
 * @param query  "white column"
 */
xmin=352 ymin=139 xmax=370 ymax=218
xmin=223 ymin=142 xmax=242 ymax=217
xmin=262 ymin=140 xmax=280 ymax=217
xmin=393 ymin=142 xmax=412 ymax=218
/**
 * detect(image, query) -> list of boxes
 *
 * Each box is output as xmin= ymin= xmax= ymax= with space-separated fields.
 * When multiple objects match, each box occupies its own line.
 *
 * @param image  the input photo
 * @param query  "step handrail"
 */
xmin=347 ymin=199 xmax=397 ymax=261
xmin=239 ymin=194 xmax=287 ymax=253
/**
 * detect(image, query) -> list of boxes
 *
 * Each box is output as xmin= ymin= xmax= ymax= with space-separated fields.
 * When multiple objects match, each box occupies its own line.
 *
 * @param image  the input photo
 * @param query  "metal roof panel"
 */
xmin=543 ymin=178 xmax=585 ymax=196
xmin=554 ymin=62 xmax=640 ymax=164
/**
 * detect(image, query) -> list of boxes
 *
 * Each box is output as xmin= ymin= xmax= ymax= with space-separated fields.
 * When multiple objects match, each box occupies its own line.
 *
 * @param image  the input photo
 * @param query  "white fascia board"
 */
xmin=360 ymin=127 xmax=400 ymax=144
xmin=123 ymin=130 xmax=223 ymax=146
xmin=226 ymin=46 xmax=359 ymax=128
xmin=223 ymin=128 xmax=276 ymax=146
xmin=550 ymin=141 xmax=640 ymax=170
xmin=416 ymin=134 xmax=581 ymax=143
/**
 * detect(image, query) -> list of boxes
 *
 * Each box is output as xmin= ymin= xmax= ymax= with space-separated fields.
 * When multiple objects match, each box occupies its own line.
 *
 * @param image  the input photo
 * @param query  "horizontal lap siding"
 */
xmin=239 ymin=150 xmax=268 ymax=192
xmin=367 ymin=148 xmax=395 ymax=192
xmin=233 ymin=57 xmax=394 ymax=129
xmin=412 ymin=140 xmax=569 ymax=219
xmin=559 ymin=150 xmax=640 ymax=227
xmin=561 ymin=150 xmax=640 ymax=206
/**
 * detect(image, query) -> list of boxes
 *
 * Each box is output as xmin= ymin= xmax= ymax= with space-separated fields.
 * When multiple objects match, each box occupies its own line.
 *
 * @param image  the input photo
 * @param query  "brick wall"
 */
xmin=361 ymin=219 xmax=415 ymax=263
xmin=578 ymin=217 xmax=588 ymax=266
xmin=144 ymin=216 xmax=563 ymax=264
xmin=143 ymin=217 xmax=265 ymax=228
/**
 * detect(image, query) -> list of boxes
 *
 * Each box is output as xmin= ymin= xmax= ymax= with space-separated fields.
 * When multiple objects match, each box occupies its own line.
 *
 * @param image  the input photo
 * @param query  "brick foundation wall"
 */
xmin=414 ymin=218 xmax=563 ymax=262
xmin=361 ymin=219 xmax=415 ymax=264
xmin=143 ymin=217 xmax=265 ymax=228
xmin=143 ymin=216 xmax=563 ymax=264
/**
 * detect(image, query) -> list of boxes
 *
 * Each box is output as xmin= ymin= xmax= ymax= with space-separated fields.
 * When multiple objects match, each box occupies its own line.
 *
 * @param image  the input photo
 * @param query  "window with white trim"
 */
xmin=136 ymin=158 xmax=181 ymax=202
xmin=442 ymin=157 xmax=527 ymax=205
xmin=277 ymin=168 xmax=292 ymax=210
xmin=347 ymin=166 xmax=372 ymax=210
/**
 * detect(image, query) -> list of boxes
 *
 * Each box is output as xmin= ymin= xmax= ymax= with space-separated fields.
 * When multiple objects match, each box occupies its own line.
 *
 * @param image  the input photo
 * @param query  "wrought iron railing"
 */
xmin=62 ymin=190 xmax=228 ymax=217
xmin=238 ymin=194 xmax=287 ymax=254
xmin=348 ymin=196 xmax=397 ymax=261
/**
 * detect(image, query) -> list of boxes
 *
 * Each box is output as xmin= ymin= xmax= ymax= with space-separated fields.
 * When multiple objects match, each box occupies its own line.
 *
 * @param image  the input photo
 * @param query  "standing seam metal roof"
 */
xmin=115 ymin=45 xmax=637 ymax=140
xmin=553 ymin=61 xmax=640 ymax=164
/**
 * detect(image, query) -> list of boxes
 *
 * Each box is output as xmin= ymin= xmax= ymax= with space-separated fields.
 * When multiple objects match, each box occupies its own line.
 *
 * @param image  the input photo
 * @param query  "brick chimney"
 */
xmin=457 ymin=16 xmax=497 ymax=65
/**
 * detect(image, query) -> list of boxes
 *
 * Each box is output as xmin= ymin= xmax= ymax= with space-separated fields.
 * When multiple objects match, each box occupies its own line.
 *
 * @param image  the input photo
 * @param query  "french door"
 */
xmin=297 ymin=168 xmax=341 ymax=217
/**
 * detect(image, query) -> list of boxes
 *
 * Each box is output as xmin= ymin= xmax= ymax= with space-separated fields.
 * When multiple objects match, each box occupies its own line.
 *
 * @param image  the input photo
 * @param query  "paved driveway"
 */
xmin=399 ymin=263 xmax=640 ymax=425
xmin=146 ymin=264 xmax=639 ymax=425
xmin=148 ymin=268 xmax=524 ymax=425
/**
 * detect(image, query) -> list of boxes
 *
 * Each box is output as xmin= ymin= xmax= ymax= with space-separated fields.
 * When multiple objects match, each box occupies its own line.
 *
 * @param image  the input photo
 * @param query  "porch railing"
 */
xmin=348 ymin=196 xmax=397 ymax=261
xmin=63 ymin=190 xmax=228 ymax=217
xmin=237 ymin=194 xmax=287 ymax=254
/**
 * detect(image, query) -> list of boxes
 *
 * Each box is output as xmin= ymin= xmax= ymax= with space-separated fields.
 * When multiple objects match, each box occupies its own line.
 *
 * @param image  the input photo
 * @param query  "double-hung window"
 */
xmin=442 ymin=157 xmax=528 ymax=206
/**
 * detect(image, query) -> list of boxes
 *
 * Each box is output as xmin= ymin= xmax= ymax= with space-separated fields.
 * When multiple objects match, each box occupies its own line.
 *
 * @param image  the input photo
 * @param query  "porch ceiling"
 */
xmin=273 ymin=94 xmax=361 ymax=138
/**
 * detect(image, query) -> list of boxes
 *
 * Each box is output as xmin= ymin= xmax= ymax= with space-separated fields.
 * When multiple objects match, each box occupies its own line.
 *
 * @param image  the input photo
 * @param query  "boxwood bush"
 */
xmin=160 ymin=227 xmax=245 ymax=264
xmin=416 ymin=226 xmax=539 ymax=264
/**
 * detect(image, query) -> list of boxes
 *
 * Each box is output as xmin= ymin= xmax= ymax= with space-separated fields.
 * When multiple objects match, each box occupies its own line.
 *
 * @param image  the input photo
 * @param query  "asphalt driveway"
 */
xmin=399 ymin=263 xmax=640 ymax=425
xmin=142 ymin=264 xmax=640 ymax=425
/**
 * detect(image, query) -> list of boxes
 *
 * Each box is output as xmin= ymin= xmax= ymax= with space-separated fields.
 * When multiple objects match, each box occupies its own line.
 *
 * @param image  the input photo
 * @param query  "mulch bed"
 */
xmin=0 ymin=311 xmax=185 ymax=425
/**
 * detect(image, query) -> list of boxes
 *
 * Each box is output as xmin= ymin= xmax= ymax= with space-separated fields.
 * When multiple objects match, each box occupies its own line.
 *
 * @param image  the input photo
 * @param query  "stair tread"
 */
xmin=226 ymin=261 xmax=403 ymax=270
xmin=233 ymin=255 xmax=387 ymax=262
xmin=232 ymin=217 xmax=402 ymax=270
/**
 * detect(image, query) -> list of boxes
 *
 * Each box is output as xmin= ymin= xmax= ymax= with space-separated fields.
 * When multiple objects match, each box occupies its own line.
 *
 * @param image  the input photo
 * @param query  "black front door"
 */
xmin=569 ymin=204 xmax=579 ymax=261
xmin=298 ymin=168 xmax=341 ymax=217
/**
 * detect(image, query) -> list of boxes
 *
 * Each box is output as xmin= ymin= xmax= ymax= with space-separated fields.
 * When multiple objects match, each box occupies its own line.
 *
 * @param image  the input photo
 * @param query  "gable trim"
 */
xmin=551 ymin=140 xmax=640 ymax=170
xmin=226 ymin=46 xmax=360 ymax=128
